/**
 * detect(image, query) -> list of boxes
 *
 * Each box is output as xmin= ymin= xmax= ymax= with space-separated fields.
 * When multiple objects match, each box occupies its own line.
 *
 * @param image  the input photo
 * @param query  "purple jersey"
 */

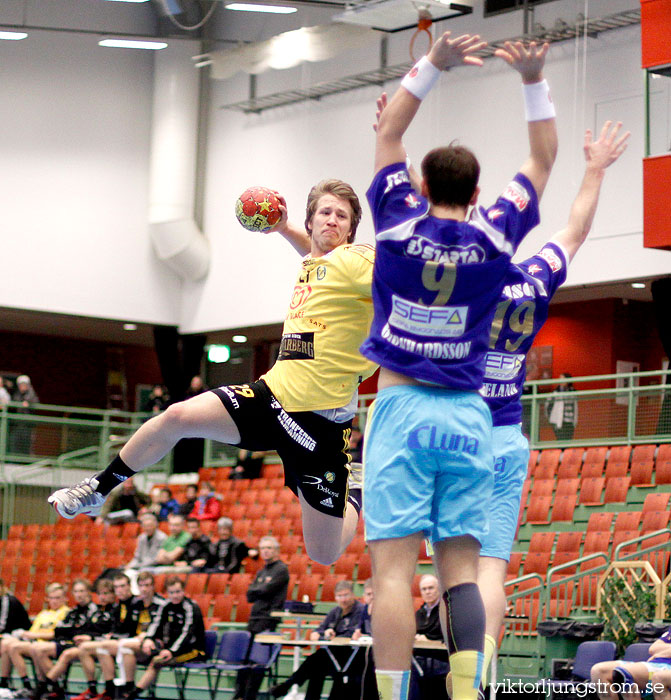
xmin=360 ymin=162 xmax=540 ymax=390
xmin=480 ymin=241 xmax=569 ymax=425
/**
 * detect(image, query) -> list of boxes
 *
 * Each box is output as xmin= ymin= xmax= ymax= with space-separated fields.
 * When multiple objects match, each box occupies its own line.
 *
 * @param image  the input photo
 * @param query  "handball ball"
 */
xmin=235 ymin=186 xmax=282 ymax=232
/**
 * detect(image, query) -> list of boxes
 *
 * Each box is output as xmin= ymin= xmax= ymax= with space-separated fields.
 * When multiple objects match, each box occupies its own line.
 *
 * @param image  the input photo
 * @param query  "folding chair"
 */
xmin=622 ymin=642 xmax=651 ymax=662
xmin=211 ymin=630 xmax=253 ymax=697
xmin=173 ymin=629 xmax=218 ymax=700
xmin=546 ymin=641 xmax=617 ymax=695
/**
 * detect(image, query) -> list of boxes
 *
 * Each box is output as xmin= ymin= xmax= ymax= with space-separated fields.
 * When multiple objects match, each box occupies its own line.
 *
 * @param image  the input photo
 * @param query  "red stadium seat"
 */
xmin=206 ymin=574 xmax=230 ymax=595
xmin=528 ymin=532 xmax=556 ymax=553
xmin=603 ymin=477 xmax=630 ymax=504
xmin=612 ymin=530 xmax=639 ymax=556
xmin=296 ymin=575 xmax=320 ymax=602
xmin=185 ymin=574 xmax=208 ymax=596
xmin=357 ymin=554 xmax=372 ymax=581
xmin=525 ymin=496 xmax=551 ymax=525
xmin=613 ymin=511 xmax=642 ymax=531
xmin=534 ymin=463 xmax=558 ymax=481
xmin=583 ymin=531 xmax=611 ymax=555
xmin=641 ymin=510 xmax=671 ymax=534
xmin=556 ymin=531 xmax=582 ymax=554
xmin=551 ymin=495 xmax=577 ymax=522
xmin=522 ymin=552 xmax=551 ymax=576
xmin=583 ymin=447 xmax=607 ymax=472
xmin=579 ymin=477 xmax=605 ymax=506
xmin=556 ymin=478 xmax=579 ymax=499
xmin=527 ymin=450 xmax=539 ymax=477
xmin=530 ymin=479 xmax=554 ymax=500
xmin=538 ymin=449 xmax=561 ymax=471
xmin=586 ymin=512 xmax=613 ymax=532
xmin=507 ymin=552 xmax=523 ymax=578
xmin=643 ymin=493 xmax=671 ymax=513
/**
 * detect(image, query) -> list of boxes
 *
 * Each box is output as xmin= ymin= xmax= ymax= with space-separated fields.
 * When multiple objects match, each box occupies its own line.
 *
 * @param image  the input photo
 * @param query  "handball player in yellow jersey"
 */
xmin=49 ymin=179 xmax=376 ymax=566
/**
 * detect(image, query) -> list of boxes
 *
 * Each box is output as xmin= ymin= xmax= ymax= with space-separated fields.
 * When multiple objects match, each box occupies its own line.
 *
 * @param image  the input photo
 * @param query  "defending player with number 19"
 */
xmin=48 ymin=180 xmax=376 ymax=567
xmin=474 ymin=119 xmax=629 ymax=691
xmin=361 ymin=33 xmax=557 ymax=700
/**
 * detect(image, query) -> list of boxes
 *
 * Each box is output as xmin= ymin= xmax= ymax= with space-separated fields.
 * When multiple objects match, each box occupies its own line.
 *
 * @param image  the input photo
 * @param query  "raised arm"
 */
xmin=267 ymin=193 xmax=311 ymax=255
xmin=374 ymin=32 xmax=487 ymax=175
xmin=552 ymin=121 xmax=629 ymax=261
xmin=495 ymin=41 xmax=557 ymax=200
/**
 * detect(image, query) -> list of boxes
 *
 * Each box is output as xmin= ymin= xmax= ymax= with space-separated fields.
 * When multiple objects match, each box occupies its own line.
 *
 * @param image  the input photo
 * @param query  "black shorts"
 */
xmin=212 ymin=380 xmax=352 ymax=516
xmin=55 ymin=640 xmax=75 ymax=657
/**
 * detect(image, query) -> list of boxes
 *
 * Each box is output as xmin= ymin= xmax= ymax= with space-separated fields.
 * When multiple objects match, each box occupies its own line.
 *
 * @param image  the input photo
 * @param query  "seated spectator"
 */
xmin=591 ymin=628 xmax=671 ymax=700
xmin=175 ymin=518 xmax=211 ymax=570
xmin=28 ymin=580 xmax=98 ymax=699
xmin=76 ymin=573 xmax=162 ymax=700
xmin=97 ymin=478 xmax=149 ymax=525
xmin=39 ymin=579 xmax=117 ymax=700
xmin=230 ymin=450 xmax=267 ymax=481
xmin=143 ymin=385 xmax=169 ymax=415
xmin=0 ymin=578 xmax=30 ymax=641
xmin=185 ymin=376 xmax=207 ymax=399
xmin=156 ymin=488 xmax=180 ymax=522
xmin=153 ymin=514 xmax=190 ymax=568
xmin=141 ymin=488 xmax=163 ymax=520
xmin=235 ymin=536 xmax=289 ymax=700
xmin=269 ymin=581 xmax=364 ymax=700
xmin=178 ymin=484 xmax=198 ymax=517
xmin=122 ymin=577 xmax=205 ymax=700
xmin=412 ymin=574 xmax=448 ymax=700
xmin=0 ymin=584 xmax=69 ymax=694
xmin=126 ymin=514 xmax=167 ymax=571
xmin=0 ymin=378 xmax=10 ymax=407
xmin=191 ymin=482 xmax=221 ymax=521
xmin=207 ymin=517 xmax=251 ymax=575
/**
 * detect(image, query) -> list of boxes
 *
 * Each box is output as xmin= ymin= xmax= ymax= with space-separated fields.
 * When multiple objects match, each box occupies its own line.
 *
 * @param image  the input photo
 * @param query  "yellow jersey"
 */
xmin=262 ymin=243 xmax=377 ymax=413
xmin=29 ymin=605 xmax=70 ymax=634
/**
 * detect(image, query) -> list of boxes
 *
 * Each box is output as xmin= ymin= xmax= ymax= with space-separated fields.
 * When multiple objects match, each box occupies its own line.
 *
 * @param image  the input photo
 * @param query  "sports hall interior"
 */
xmin=1 ymin=0 xmax=671 ymax=697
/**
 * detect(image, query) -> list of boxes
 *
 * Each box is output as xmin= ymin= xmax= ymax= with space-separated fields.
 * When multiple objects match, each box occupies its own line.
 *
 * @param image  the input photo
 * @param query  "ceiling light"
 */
xmin=123 ymin=323 xmax=138 ymax=331
xmin=0 ymin=32 xmax=28 ymax=40
xmin=225 ymin=3 xmax=297 ymax=13
xmin=232 ymin=335 xmax=247 ymax=343
xmin=208 ymin=345 xmax=231 ymax=363
xmin=631 ymin=282 xmax=646 ymax=289
xmin=99 ymin=39 xmax=168 ymax=50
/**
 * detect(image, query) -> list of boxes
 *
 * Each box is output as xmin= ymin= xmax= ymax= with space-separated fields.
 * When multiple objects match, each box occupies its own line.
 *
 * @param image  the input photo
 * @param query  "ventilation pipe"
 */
xmin=149 ymin=41 xmax=210 ymax=281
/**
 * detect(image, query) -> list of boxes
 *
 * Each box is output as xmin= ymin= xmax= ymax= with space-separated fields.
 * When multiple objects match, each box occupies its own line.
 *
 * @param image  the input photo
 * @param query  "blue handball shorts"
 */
xmin=479 ymin=424 xmax=529 ymax=561
xmin=363 ymin=385 xmax=494 ymax=545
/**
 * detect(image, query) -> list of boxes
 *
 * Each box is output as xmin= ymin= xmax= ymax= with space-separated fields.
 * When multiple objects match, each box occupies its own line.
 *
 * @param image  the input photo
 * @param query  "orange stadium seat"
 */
xmin=357 ymin=554 xmax=372 ymax=581
xmin=235 ymin=599 xmax=251 ymax=622
xmin=551 ymin=495 xmax=577 ymax=522
xmin=583 ymin=531 xmax=611 ymax=555
xmin=185 ymin=574 xmax=208 ymax=596
xmin=556 ymin=531 xmax=582 ymax=554
xmin=525 ymin=496 xmax=551 ymax=525
xmin=530 ymin=479 xmax=554 ymax=500
xmin=581 ymin=462 xmax=605 ymax=480
xmin=206 ymin=574 xmax=230 ymax=595
xmin=556 ymin=478 xmax=580 ymax=499
xmin=212 ymin=594 xmax=235 ymax=622
xmin=320 ymin=575 xmax=346 ymax=602
xmin=528 ymin=532 xmax=556 ymax=553
xmin=607 ymin=445 xmax=632 ymax=468
xmin=534 ymin=462 xmax=558 ymax=481
xmin=192 ymin=594 xmax=212 ymax=619
xmin=614 ymin=511 xmax=642 ymax=531
xmin=229 ymin=574 xmax=252 ymax=597
xmin=538 ymin=449 xmax=561 ymax=471
xmin=643 ymin=493 xmax=671 ymax=513
xmin=579 ymin=477 xmax=605 ymax=506
xmin=527 ymin=450 xmax=539 ymax=476
xmin=583 ymin=446 xmax=607 ymax=471
xmin=507 ymin=553 xmax=523 ymax=578
xmin=296 ymin=575 xmax=320 ymax=602
xmin=641 ymin=510 xmax=671 ymax=534
xmin=586 ymin=512 xmax=613 ymax=532
xmin=333 ymin=554 xmax=357 ymax=578
xmin=611 ymin=530 xmax=639 ymax=555
xmin=551 ymin=551 xmax=579 ymax=575
xmin=604 ymin=477 xmax=631 ymax=504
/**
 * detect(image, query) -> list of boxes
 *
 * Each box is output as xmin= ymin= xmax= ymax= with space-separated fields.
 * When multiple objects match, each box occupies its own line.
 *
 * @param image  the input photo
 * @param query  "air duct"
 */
xmin=149 ymin=41 xmax=210 ymax=281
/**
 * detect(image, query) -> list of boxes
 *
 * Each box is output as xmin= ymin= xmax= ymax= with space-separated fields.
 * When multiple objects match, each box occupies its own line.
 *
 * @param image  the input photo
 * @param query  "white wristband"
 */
xmin=401 ymin=56 xmax=440 ymax=101
xmin=522 ymin=79 xmax=556 ymax=121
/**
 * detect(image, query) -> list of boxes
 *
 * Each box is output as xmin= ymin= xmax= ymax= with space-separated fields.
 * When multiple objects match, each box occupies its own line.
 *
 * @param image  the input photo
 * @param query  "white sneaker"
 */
xmin=48 ymin=477 xmax=106 ymax=519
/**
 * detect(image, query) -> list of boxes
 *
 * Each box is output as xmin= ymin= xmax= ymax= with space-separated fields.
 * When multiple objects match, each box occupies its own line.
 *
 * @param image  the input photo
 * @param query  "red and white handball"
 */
xmin=235 ymin=186 xmax=282 ymax=232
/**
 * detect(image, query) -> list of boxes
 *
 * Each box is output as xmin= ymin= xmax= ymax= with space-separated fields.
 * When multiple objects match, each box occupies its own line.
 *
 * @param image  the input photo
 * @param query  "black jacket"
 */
xmin=145 ymin=597 xmax=205 ymax=656
xmin=247 ymin=559 xmax=289 ymax=633
xmin=208 ymin=536 xmax=249 ymax=574
xmin=0 ymin=593 xmax=30 ymax=634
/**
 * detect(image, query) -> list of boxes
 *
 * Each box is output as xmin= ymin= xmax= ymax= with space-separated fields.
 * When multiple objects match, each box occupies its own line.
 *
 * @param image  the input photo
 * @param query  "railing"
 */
xmin=359 ymin=369 xmax=671 ymax=449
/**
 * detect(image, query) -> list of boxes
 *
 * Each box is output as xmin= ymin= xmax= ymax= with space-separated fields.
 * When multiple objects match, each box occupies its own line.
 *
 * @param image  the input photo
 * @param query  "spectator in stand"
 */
xmin=234 ymin=536 xmax=289 ymax=700
xmin=185 ymin=376 xmax=208 ymax=399
xmin=546 ymin=373 xmax=578 ymax=441
xmin=179 ymin=484 xmax=198 ymax=517
xmin=28 ymin=580 xmax=98 ymax=699
xmin=191 ymin=482 xmax=221 ymax=522
xmin=38 ymin=579 xmax=117 ymax=700
xmin=206 ymin=517 xmax=251 ymax=575
xmin=10 ymin=375 xmax=39 ymax=455
xmin=141 ymin=487 xmax=163 ymax=520
xmin=175 ymin=518 xmax=212 ymax=570
xmin=411 ymin=575 xmax=448 ymax=700
xmin=0 ymin=579 xmax=31 ymax=645
xmin=0 ymin=378 xmax=10 ymax=407
xmin=0 ymin=584 xmax=69 ymax=694
xmin=121 ymin=577 xmax=205 ymax=700
xmin=143 ymin=386 xmax=169 ymax=415
xmin=75 ymin=573 xmax=162 ymax=700
xmin=154 ymin=514 xmax=191 ymax=568
xmin=230 ymin=450 xmax=267 ymax=481
xmin=269 ymin=581 xmax=364 ymax=700
xmin=97 ymin=478 xmax=149 ymax=525
xmin=126 ymin=514 xmax=167 ymax=571
xmin=157 ymin=488 xmax=180 ymax=521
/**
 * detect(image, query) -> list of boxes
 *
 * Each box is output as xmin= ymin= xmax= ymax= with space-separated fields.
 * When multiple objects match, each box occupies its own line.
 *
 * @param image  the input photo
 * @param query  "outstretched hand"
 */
xmin=373 ymin=92 xmax=388 ymax=132
xmin=427 ymin=32 xmax=487 ymax=72
xmin=584 ymin=121 xmax=630 ymax=170
xmin=495 ymin=41 xmax=549 ymax=84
